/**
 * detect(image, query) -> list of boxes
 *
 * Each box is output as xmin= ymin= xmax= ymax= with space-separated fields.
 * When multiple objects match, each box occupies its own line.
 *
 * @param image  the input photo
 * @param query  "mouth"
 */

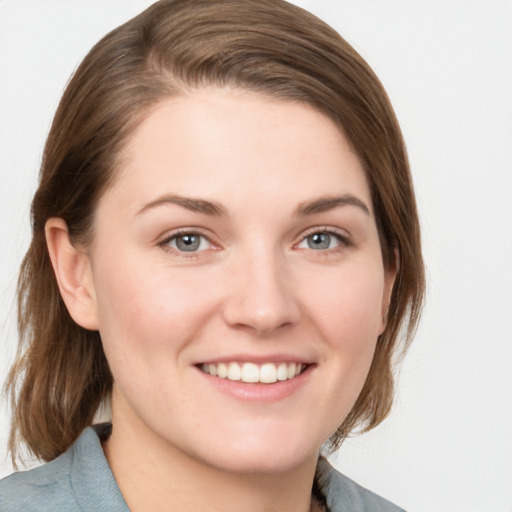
xmin=198 ymin=361 xmax=308 ymax=384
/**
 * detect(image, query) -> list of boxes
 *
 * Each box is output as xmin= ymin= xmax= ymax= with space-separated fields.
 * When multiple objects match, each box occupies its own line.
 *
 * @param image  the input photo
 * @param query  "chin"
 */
xmin=182 ymin=426 xmax=325 ymax=475
xmin=199 ymin=447 xmax=313 ymax=475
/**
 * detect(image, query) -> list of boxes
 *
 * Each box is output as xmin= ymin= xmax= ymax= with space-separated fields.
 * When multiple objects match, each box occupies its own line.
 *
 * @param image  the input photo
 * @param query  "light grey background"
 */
xmin=1 ymin=1 xmax=511 ymax=511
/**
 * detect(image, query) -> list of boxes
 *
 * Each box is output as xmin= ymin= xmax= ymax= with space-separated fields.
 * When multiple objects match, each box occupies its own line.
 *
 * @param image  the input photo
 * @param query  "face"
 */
xmin=86 ymin=88 xmax=395 ymax=474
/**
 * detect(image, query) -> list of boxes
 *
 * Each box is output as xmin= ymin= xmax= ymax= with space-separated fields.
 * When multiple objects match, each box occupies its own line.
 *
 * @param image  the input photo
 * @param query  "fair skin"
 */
xmin=46 ymin=88 xmax=396 ymax=512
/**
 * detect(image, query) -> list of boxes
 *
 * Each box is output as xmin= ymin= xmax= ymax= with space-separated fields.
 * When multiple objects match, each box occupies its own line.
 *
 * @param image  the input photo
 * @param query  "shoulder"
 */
xmin=316 ymin=456 xmax=406 ymax=512
xmin=0 ymin=424 xmax=127 ymax=512
xmin=0 ymin=449 xmax=78 ymax=512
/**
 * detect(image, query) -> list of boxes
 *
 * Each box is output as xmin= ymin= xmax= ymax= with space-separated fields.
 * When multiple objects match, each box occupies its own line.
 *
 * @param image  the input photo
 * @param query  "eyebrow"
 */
xmin=137 ymin=194 xmax=227 ymax=216
xmin=294 ymin=195 xmax=371 ymax=216
xmin=136 ymin=193 xmax=370 ymax=218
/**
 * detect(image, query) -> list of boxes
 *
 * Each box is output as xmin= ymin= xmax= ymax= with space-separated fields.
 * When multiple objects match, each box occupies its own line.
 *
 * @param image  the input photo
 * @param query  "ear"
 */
xmin=45 ymin=218 xmax=99 ymax=330
xmin=379 ymin=246 xmax=399 ymax=334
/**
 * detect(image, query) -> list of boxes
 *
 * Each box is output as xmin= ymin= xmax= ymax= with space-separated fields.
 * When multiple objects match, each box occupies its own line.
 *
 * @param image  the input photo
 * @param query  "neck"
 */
xmin=103 ymin=399 xmax=320 ymax=512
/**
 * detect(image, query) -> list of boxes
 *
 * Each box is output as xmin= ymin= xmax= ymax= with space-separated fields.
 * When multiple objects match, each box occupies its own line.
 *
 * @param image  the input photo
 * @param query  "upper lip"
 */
xmin=193 ymin=353 xmax=315 ymax=365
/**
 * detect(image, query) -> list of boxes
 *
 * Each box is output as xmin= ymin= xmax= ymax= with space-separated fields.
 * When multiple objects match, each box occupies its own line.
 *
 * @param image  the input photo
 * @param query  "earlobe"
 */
xmin=45 ymin=218 xmax=99 ymax=330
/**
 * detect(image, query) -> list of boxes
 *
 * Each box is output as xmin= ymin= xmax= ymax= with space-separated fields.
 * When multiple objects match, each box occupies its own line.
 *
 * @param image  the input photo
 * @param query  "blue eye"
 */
xmin=297 ymin=231 xmax=344 ymax=250
xmin=166 ymin=233 xmax=210 ymax=252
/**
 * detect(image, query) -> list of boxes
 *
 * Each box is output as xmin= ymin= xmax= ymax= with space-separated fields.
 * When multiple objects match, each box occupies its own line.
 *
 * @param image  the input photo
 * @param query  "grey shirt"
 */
xmin=0 ymin=426 xmax=405 ymax=511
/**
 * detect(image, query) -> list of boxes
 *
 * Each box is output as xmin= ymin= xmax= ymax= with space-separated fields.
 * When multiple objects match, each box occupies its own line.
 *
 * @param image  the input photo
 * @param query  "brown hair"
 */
xmin=6 ymin=0 xmax=424 ymax=463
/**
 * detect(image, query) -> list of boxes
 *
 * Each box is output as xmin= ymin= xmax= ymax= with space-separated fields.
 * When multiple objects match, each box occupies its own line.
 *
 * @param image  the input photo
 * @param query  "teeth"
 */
xmin=217 ymin=362 xmax=228 ymax=378
xmin=241 ymin=362 xmax=259 ymax=383
xmin=276 ymin=363 xmax=288 ymax=381
xmin=227 ymin=362 xmax=241 ymax=381
xmin=260 ymin=363 xmax=277 ymax=383
xmin=200 ymin=361 xmax=305 ymax=383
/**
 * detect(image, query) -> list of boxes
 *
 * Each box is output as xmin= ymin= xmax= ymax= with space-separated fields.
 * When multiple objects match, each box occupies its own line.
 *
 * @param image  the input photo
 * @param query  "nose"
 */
xmin=222 ymin=248 xmax=301 ymax=336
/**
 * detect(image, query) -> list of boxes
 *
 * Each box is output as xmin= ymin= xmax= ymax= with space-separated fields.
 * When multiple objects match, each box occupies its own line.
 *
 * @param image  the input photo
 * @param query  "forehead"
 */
xmin=105 ymin=88 xmax=371 ymax=215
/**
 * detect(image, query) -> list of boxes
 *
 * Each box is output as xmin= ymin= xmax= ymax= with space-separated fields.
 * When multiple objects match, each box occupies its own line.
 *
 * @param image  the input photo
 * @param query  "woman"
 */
xmin=1 ymin=0 xmax=424 ymax=510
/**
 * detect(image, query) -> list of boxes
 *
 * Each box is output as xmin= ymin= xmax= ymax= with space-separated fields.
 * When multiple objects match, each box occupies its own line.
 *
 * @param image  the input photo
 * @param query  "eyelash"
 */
xmin=157 ymin=226 xmax=352 ymax=258
xmin=158 ymin=229 xmax=216 ymax=258
xmin=294 ymin=227 xmax=352 ymax=253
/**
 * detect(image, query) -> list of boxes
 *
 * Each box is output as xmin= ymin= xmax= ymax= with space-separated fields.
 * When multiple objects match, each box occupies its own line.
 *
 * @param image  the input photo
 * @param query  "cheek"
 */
xmin=294 ymin=266 xmax=386 ymax=437
xmin=303 ymin=264 xmax=385 ymax=394
xmin=92 ymin=255 xmax=219 ymax=368
xmin=305 ymin=265 xmax=386 ymax=345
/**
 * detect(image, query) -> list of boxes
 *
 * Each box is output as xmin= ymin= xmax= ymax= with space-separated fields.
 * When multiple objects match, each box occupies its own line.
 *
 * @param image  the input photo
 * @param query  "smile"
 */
xmin=199 ymin=362 xmax=306 ymax=384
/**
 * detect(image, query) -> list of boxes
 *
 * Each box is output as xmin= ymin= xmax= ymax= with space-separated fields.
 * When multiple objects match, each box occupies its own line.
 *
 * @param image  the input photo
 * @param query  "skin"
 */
xmin=46 ymin=88 xmax=396 ymax=512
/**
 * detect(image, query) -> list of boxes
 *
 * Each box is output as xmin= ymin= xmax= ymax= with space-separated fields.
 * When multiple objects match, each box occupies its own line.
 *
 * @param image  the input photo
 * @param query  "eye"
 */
xmin=296 ymin=230 xmax=346 ymax=251
xmin=163 ymin=232 xmax=212 ymax=252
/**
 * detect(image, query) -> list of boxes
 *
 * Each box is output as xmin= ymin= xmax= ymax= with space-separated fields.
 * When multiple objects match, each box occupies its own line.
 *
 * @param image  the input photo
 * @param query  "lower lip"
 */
xmin=196 ymin=365 xmax=314 ymax=402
